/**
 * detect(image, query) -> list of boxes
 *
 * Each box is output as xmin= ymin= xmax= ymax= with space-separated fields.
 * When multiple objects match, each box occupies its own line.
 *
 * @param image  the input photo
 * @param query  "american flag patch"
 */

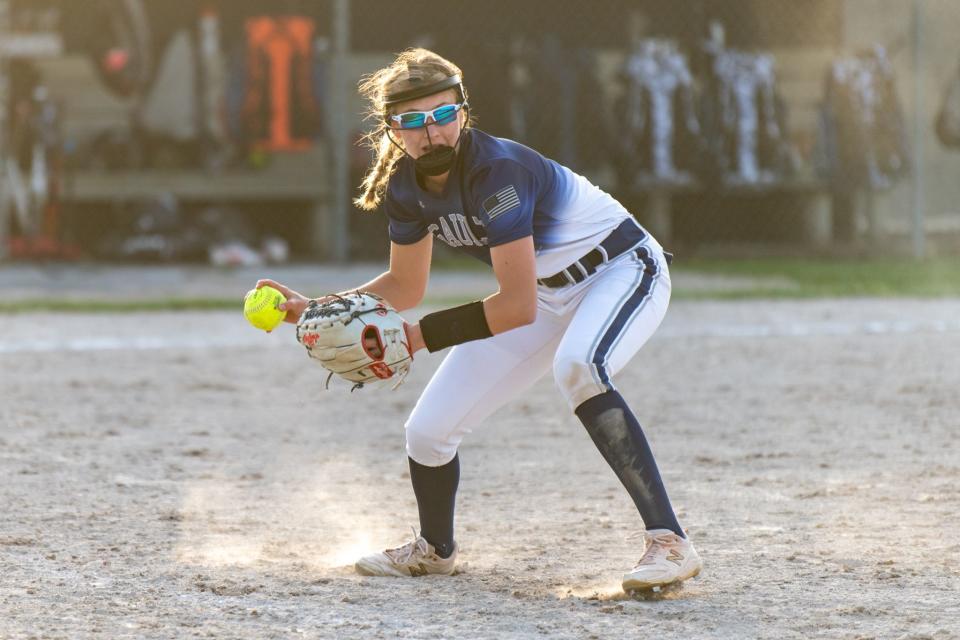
xmin=482 ymin=185 xmax=521 ymax=220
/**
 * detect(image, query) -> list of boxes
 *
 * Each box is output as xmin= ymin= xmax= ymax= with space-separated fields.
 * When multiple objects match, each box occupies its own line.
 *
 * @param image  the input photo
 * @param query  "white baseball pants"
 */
xmin=406 ymin=242 xmax=672 ymax=466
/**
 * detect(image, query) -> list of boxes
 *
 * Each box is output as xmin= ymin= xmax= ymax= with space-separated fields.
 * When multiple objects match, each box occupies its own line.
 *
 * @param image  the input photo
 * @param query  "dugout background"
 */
xmin=335 ymin=0 xmax=960 ymax=261
xmin=2 ymin=0 xmax=958 ymax=262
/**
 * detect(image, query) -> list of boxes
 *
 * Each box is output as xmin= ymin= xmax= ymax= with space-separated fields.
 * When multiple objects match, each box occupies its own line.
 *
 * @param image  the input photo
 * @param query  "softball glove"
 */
xmin=296 ymin=291 xmax=413 ymax=390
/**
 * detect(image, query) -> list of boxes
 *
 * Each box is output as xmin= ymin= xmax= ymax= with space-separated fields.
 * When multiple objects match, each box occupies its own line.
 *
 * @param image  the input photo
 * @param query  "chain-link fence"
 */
xmin=1 ymin=0 xmax=958 ymax=261
xmin=342 ymin=0 xmax=960 ymax=260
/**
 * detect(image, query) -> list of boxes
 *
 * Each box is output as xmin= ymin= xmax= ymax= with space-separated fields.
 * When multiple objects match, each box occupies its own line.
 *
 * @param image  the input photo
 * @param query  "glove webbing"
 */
xmin=303 ymin=291 xmax=386 ymax=324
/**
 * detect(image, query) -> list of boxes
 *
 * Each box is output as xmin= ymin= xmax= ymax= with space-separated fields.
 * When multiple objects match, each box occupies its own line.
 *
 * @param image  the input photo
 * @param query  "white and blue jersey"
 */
xmin=384 ymin=129 xmax=654 ymax=278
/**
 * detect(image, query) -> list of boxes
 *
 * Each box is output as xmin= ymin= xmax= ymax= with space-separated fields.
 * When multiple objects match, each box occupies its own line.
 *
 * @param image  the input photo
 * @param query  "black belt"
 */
xmin=537 ymin=218 xmax=671 ymax=289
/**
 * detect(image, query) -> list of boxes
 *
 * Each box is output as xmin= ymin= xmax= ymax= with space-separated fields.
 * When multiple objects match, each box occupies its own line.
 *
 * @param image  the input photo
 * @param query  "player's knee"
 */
xmin=552 ymin=354 xmax=599 ymax=409
xmin=405 ymin=417 xmax=459 ymax=467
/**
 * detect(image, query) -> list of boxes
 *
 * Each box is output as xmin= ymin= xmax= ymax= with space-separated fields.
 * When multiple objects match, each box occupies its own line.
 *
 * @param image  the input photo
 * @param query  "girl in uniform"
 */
xmin=257 ymin=48 xmax=701 ymax=592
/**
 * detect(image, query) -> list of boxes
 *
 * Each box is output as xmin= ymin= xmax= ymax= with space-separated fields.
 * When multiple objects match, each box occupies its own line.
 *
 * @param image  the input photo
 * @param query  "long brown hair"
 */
xmin=354 ymin=48 xmax=469 ymax=211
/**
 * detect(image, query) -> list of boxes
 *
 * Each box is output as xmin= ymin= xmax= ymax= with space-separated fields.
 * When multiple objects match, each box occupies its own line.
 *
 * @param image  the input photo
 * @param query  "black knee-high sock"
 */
xmin=574 ymin=390 xmax=684 ymax=537
xmin=408 ymin=454 xmax=459 ymax=558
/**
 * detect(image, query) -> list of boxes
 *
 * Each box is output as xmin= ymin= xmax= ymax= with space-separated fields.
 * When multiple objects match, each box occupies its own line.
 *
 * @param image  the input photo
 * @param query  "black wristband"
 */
xmin=419 ymin=301 xmax=493 ymax=352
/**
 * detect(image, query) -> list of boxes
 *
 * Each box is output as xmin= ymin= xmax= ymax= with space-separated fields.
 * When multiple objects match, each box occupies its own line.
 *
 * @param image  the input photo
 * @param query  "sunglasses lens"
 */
xmin=398 ymin=112 xmax=426 ymax=129
xmin=433 ymin=105 xmax=458 ymax=125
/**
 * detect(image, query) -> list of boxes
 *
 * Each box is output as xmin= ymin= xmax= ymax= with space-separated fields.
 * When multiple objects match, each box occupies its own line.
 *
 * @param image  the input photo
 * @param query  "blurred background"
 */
xmin=1 ymin=0 xmax=959 ymax=268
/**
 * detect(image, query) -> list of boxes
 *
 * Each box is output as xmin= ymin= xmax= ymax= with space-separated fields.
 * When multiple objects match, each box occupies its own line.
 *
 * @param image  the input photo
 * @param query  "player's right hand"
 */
xmin=255 ymin=279 xmax=309 ymax=324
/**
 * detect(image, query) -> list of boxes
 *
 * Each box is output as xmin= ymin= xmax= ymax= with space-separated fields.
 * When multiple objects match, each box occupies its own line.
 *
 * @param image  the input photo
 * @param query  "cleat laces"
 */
xmin=632 ymin=531 xmax=677 ymax=567
xmin=384 ymin=527 xmax=429 ymax=565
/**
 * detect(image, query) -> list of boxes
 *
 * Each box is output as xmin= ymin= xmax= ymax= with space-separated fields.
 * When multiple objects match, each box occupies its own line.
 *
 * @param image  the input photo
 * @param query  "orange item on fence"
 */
xmin=243 ymin=16 xmax=320 ymax=151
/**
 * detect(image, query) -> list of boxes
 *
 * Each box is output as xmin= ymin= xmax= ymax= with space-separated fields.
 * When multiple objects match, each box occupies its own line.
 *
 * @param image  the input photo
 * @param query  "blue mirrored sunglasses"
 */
xmin=387 ymin=102 xmax=467 ymax=130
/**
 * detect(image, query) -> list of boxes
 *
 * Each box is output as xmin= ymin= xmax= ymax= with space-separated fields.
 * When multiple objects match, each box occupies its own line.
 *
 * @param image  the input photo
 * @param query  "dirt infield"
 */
xmin=2 ymin=295 xmax=959 ymax=639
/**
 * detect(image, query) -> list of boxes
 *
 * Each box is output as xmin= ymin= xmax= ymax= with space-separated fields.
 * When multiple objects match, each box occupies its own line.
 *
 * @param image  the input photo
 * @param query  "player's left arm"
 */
xmin=405 ymin=236 xmax=535 ymax=353
xmin=481 ymin=235 xmax=538 ymax=333
xmin=472 ymin=160 xmax=539 ymax=333
xmin=405 ymin=160 xmax=539 ymax=354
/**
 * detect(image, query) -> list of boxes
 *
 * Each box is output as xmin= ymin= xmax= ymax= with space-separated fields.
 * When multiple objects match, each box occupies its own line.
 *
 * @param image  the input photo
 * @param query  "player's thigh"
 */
xmin=405 ymin=310 xmax=567 ymax=466
xmin=553 ymin=248 xmax=672 ymax=408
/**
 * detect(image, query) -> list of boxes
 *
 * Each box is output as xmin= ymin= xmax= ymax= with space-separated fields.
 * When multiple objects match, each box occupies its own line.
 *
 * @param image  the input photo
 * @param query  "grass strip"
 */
xmin=674 ymin=257 xmax=960 ymax=298
xmin=1 ymin=258 xmax=957 ymax=313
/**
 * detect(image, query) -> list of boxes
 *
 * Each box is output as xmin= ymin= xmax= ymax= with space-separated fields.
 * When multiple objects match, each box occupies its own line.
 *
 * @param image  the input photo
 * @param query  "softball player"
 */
xmin=259 ymin=48 xmax=701 ymax=592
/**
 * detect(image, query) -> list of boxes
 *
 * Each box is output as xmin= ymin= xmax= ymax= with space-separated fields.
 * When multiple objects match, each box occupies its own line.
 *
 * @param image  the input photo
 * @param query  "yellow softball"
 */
xmin=243 ymin=285 xmax=287 ymax=332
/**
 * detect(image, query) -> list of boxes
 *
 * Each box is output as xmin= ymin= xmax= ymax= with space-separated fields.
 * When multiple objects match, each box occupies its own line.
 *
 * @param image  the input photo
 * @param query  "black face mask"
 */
xmin=415 ymin=144 xmax=458 ymax=176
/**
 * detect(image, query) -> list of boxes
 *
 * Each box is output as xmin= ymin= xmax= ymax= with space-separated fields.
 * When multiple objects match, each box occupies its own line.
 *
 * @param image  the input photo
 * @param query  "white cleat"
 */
xmin=622 ymin=529 xmax=702 ymax=592
xmin=355 ymin=531 xmax=457 ymax=578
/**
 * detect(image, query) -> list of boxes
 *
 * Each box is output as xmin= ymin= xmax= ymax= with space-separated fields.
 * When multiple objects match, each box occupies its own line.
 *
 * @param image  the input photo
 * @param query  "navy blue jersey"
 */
xmin=383 ymin=129 xmax=642 ymax=277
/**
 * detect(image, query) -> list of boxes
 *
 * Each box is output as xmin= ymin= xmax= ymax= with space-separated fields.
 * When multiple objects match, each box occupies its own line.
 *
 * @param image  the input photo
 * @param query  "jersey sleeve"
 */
xmin=469 ymin=160 xmax=537 ymax=247
xmin=383 ymin=189 xmax=429 ymax=245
